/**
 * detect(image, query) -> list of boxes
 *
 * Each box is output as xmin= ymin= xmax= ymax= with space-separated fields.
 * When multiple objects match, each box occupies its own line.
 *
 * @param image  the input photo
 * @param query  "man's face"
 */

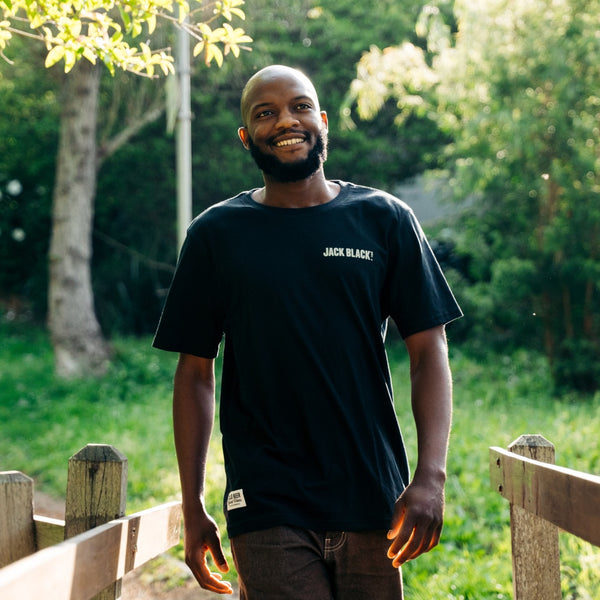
xmin=239 ymin=69 xmax=329 ymax=182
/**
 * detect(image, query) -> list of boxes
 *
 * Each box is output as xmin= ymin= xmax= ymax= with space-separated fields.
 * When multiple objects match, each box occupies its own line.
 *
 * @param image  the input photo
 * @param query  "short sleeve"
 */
xmin=385 ymin=205 xmax=462 ymax=338
xmin=152 ymin=218 xmax=225 ymax=357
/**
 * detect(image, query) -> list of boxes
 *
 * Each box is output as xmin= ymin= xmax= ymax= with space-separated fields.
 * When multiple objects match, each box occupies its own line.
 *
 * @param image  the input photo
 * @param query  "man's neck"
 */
xmin=253 ymin=171 xmax=340 ymax=208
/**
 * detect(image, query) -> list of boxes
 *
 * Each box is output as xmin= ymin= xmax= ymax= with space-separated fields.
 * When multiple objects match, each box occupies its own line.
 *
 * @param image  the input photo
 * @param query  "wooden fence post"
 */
xmin=508 ymin=434 xmax=561 ymax=600
xmin=0 ymin=471 xmax=36 ymax=568
xmin=65 ymin=444 xmax=128 ymax=600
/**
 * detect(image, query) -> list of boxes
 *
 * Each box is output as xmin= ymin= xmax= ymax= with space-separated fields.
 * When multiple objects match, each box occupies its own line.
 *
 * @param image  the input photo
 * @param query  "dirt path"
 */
xmin=33 ymin=492 xmax=239 ymax=599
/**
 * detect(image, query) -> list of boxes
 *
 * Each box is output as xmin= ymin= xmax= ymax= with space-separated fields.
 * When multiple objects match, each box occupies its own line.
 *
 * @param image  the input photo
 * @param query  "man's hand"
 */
xmin=173 ymin=354 xmax=231 ymax=594
xmin=386 ymin=476 xmax=445 ymax=568
xmin=388 ymin=326 xmax=452 ymax=568
xmin=184 ymin=508 xmax=233 ymax=595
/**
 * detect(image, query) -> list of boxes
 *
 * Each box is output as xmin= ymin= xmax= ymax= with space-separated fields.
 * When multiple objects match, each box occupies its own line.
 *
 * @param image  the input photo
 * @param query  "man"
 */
xmin=153 ymin=65 xmax=462 ymax=599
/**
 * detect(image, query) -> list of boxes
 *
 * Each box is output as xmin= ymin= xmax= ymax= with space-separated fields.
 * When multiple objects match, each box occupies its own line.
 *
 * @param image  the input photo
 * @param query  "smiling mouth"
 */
xmin=275 ymin=137 xmax=305 ymax=147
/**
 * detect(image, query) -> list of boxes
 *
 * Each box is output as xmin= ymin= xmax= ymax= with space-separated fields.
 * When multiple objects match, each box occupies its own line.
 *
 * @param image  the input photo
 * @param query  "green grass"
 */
xmin=1 ymin=321 xmax=599 ymax=598
xmin=0 ymin=323 xmax=182 ymax=507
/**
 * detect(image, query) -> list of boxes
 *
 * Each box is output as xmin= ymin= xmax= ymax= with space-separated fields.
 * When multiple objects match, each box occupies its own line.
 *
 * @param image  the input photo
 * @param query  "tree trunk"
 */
xmin=48 ymin=60 xmax=111 ymax=378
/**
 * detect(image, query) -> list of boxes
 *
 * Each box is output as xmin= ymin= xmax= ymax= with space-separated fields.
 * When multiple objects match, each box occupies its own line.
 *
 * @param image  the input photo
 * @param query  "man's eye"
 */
xmin=256 ymin=110 xmax=274 ymax=118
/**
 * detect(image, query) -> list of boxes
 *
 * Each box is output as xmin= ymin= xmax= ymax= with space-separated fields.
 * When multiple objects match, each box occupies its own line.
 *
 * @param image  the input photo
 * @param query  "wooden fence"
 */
xmin=4 ymin=436 xmax=599 ymax=599
xmin=0 ymin=444 xmax=182 ymax=600
xmin=490 ymin=434 xmax=600 ymax=599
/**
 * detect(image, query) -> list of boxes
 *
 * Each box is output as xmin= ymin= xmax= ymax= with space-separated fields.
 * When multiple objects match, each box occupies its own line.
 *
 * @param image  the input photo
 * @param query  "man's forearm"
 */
xmin=411 ymin=349 xmax=452 ymax=482
xmin=406 ymin=326 xmax=453 ymax=483
xmin=173 ymin=354 xmax=216 ymax=511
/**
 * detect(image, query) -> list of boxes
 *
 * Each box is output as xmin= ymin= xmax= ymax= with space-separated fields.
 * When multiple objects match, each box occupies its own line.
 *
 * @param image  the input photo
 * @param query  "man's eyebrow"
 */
xmin=250 ymin=95 xmax=315 ymax=113
xmin=250 ymin=101 xmax=273 ymax=113
xmin=292 ymin=95 xmax=315 ymax=103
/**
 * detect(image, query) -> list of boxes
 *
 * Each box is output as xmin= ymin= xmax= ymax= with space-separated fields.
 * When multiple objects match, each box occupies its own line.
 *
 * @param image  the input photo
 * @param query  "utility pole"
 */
xmin=175 ymin=17 xmax=192 ymax=251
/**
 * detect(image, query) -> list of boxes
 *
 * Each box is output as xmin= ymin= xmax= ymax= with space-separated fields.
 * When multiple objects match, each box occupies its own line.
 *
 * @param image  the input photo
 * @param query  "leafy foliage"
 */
xmin=346 ymin=0 xmax=600 ymax=392
xmin=0 ymin=0 xmax=251 ymax=75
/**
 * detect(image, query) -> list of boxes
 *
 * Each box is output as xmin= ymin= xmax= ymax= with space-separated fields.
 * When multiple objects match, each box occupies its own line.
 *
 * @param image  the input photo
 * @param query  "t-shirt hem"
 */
xmin=398 ymin=308 xmax=463 ymax=339
xmin=227 ymin=515 xmax=394 ymax=538
xmin=152 ymin=336 xmax=219 ymax=359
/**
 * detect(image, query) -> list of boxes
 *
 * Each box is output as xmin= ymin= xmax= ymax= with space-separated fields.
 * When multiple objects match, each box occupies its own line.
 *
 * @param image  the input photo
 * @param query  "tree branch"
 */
xmin=93 ymin=229 xmax=175 ymax=273
xmin=96 ymin=105 xmax=164 ymax=169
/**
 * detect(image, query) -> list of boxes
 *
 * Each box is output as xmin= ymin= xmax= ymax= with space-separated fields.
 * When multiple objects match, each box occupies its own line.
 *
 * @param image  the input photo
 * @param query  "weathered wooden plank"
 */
xmin=34 ymin=515 xmax=66 ymax=550
xmin=0 ymin=501 xmax=182 ymax=600
xmin=508 ymin=435 xmax=561 ymax=600
xmin=490 ymin=446 xmax=600 ymax=547
xmin=0 ymin=471 xmax=36 ymax=567
xmin=65 ymin=444 xmax=128 ymax=539
xmin=65 ymin=444 xmax=128 ymax=600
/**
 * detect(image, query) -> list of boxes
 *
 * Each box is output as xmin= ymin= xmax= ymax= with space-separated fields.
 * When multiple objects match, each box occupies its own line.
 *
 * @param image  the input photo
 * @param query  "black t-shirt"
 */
xmin=153 ymin=181 xmax=462 ymax=537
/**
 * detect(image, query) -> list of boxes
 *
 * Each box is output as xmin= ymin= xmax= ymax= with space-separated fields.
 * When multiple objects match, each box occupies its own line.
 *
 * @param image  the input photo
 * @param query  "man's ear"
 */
xmin=238 ymin=127 xmax=250 ymax=149
xmin=320 ymin=111 xmax=328 ymax=131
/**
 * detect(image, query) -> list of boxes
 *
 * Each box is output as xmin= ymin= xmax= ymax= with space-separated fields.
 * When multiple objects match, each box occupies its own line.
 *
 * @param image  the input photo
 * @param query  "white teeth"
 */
xmin=276 ymin=138 xmax=304 ymax=147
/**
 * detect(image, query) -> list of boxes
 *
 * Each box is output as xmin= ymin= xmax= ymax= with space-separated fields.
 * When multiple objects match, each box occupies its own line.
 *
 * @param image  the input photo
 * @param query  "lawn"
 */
xmin=1 ymin=321 xmax=599 ymax=598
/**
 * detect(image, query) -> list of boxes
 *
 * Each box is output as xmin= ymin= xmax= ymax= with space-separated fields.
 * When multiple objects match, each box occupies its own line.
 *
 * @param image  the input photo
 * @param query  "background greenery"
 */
xmin=1 ymin=0 xmax=598 ymax=391
xmin=1 ymin=320 xmax=599 ymax=598
xmin=1 ymin=0 xmax=444 ymax=335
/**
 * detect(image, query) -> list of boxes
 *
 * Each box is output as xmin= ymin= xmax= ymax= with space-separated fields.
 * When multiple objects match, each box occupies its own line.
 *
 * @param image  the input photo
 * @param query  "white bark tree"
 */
xmin=48 ymin=59 xmax=109 ymax=376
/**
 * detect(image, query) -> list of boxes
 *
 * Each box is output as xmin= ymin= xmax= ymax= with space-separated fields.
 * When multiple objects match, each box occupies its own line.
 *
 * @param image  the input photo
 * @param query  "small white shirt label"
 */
xmin=227 ymin=489 xmax=247 ymax=510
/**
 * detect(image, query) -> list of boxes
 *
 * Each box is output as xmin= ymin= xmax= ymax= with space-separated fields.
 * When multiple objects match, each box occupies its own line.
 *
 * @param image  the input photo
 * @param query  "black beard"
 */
xmin=247 ymin=131 xmax=328 ymax=183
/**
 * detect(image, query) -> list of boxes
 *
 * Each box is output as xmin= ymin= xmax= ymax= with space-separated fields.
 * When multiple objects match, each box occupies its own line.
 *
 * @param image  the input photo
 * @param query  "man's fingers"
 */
xmin=208 ymin=541 xmax=230 ymax=573
xmin=387 ymin=508 xmax=414 ymax=557
xmin=427 ymin=524 xmax=442 ymax=552
xmin=388 ymin=522 xmax=442 ymax=567
xmin=387 ymin=502 xmax=405 ymax=540
xmin=187 ymin=544 xmax=232 ymax=594
xmin=387 ymin=524 xmax=416 ymax=564
xmin=190 ymin=559 xmax=233 ymax=594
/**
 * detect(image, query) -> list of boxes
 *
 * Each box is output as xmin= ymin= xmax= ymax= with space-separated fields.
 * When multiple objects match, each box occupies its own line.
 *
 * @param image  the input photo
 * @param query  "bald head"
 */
xmin=240 ymin=65 xmax=320 ymax=127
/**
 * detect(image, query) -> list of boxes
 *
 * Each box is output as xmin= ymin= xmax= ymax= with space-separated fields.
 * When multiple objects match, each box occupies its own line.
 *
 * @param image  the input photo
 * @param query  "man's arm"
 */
xmin=173 ymin=353 xmax=232 ymax=595
xmin=387 ymin=325 xmax=453 ymax=567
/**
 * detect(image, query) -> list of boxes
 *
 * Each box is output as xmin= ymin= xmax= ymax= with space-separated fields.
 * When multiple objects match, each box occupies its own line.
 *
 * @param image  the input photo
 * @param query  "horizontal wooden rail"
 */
xmin=0 ymin=501 xmax=182 ymax=600
xmin=34 ymin=514 xmax=66 ymax=550
xmin=490 ymin=446 xmax=600 ymax=547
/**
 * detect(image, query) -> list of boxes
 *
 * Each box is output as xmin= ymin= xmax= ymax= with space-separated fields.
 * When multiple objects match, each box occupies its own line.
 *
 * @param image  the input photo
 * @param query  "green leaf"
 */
xmin=44 ymin=44 xmax=65 ymax=68
xmin=119 ymin=6 xmax=131 ymax=32
xmin=192 ymin=40 xmax=204 ymax=57
xmin=63 ymin=48 xmax=76 ymax=72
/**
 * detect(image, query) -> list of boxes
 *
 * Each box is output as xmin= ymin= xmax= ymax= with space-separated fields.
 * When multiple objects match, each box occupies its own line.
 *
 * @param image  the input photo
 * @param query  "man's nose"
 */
xmin=276 ymin=109 xmax=300 ymax=129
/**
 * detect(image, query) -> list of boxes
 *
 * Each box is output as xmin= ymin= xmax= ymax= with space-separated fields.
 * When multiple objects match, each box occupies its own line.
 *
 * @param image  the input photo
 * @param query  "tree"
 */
xmin=0 ymin=0 xmax=251 ymax=377
xmin=345 ymin=0 xmax=600 ymax=391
